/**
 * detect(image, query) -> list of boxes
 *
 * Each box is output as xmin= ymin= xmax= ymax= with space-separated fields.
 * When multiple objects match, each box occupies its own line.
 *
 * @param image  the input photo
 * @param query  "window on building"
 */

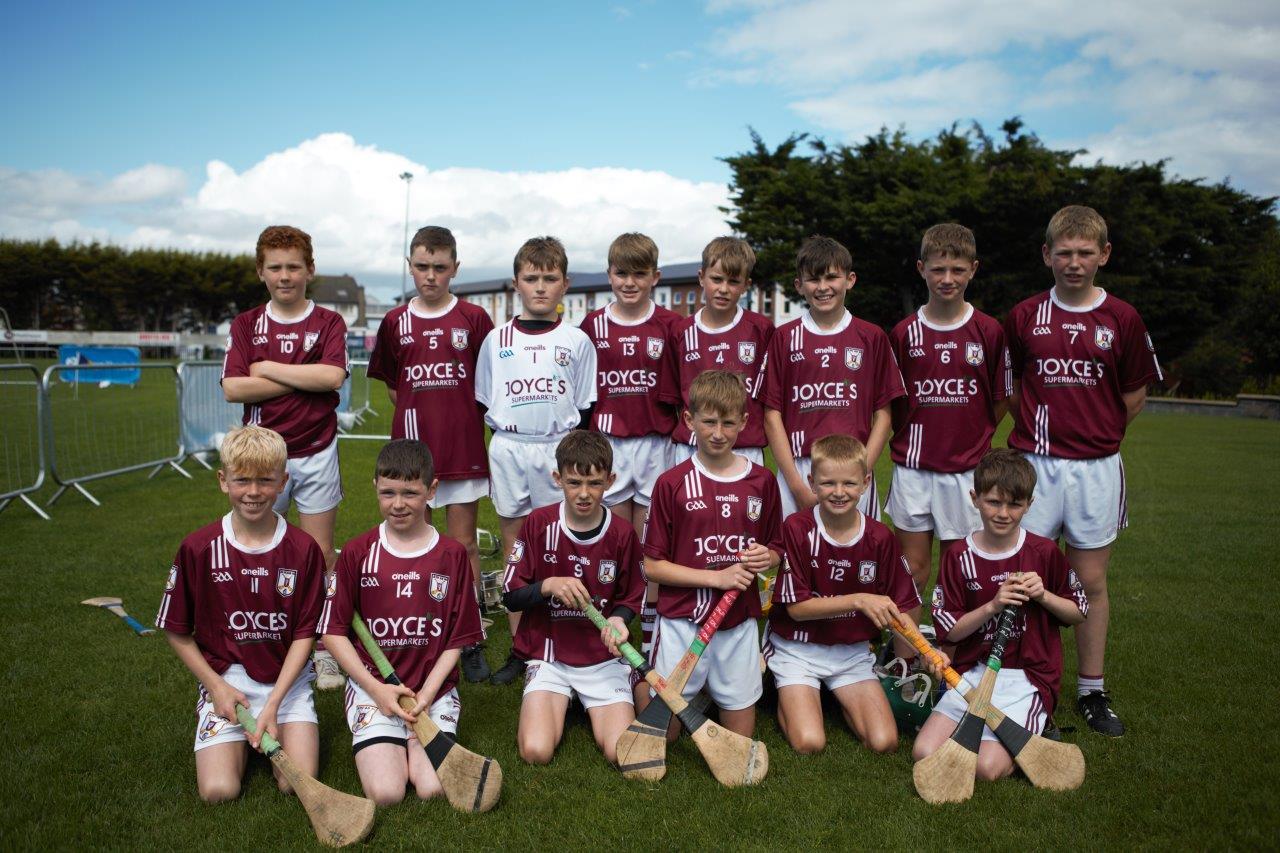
xmin=674 ymin=291 xmax=683 ymax=305
xmin=657 ymin=291 xmax=668 ymax=305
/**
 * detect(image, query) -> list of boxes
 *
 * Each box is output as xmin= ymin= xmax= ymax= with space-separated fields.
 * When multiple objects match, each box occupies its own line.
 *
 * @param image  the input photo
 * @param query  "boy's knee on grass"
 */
xmin=786 ymin=726 xmax=826 ymax=755
xmin=364 ymin=779 xmax=408 ymax=807
xmin=198 ymin=777 xmax=241 ymax=804
xmin=861 ymin=728 xmax=899 ymax=755
xmin=976 ymin=751 xmax=1014 ymax=782
xmin=518 ymin=732 xmax=557 ymax=765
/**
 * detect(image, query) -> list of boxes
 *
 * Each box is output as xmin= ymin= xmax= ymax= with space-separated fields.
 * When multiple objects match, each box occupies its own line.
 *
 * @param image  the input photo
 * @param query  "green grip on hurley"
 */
xmin=351 ymin=613 xmax=400 ymax=684
xmin=582 ymin=603 xmax=647 ymax=670
xmin=235 ymin=705 xmax=281 ymax=756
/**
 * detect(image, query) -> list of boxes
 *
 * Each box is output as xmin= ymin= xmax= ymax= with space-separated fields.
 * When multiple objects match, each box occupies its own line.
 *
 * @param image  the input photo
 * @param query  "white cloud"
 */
xmin=1 ymin=133 xmax=731 ymax=293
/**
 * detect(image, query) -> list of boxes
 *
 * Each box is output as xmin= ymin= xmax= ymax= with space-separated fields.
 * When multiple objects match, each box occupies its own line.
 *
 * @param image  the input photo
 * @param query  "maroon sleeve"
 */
xmin=156 ymin=539 xmax=198 ymax=633
xmin=773 ymin=517 xmax=814 ymax=606
xmin=1004 ymin=307 xmax=1027 ymax=380
xmin=931 ymin=547 xmax=969 ymax=641
xmin=641 ymin=475 xmax=675 ymax=561
xmin=221 ymin=314 xmax=253 ymax=380
xmin=366 ymin=313 xmax=397 ymax=386
xmin=318 ymin=312 xmax=349 ymax=372
xmin=290 ymin=541 xmax=325 ymax=640
xmin=870 ymin=326 xmax=907 ymax=411
xmin=612 ymin=527 xmax=646 ymax=616
xmin=473 ymin=306 xmax=495 ymax=358
xmin=501 ymin=516 xmax=540 ymax=593
xmin=1117 ymin=309 xmax=1160 ymax=393
xmin=760 ymin=473 xmax=785 ymax=560
xmin=318 ymin=544 xmax=360 ymax=636
xmin=878 ymin=532 xmax=922 ymax=612
xmin=1043 ymin=542 xmax=1088 ymax=625
xmin=445 ymin=546 xmax=485 ymax=651
xmin=759 ymin=329 xmax=785 ymax=410
xmin=988 ymin=320 xmax=1011 ymax=402
xmin=657 ymin=325 xmax=683 ymax=407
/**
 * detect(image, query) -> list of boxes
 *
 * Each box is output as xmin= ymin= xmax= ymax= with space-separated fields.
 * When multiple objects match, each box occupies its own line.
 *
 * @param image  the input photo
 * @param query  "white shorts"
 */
xmin=777 ymin=456 xmax=880 ymax=520
xmin=429 ymin=477 xmax=489 ymax=510
xmin=275 ymin=436 xmax=343 ymax=515
xmin=1021 ymin=453 xmax=1126 ymax=549
xmin=762 ymin=632 xmax=877 ymax=691
xmin=669 ymin=444 xmax=764 ymax=467
xmin=524 ymin=657 xmax=634 ymax=709
xmin=650 ymin=616 xmax=762 ymax=711
xmin=488 ymin=432 xmax=563 ymax=518
xmin=885 ymin=466 xmax=981 ymax=541
xmin=603 ymin=435 xmax=670 ymax=507
xmin=344 ymin=679 xmax=461 ymax=749
xmin=933 ymin=664 xmax=1046 ymax=743
xmin=194 ymin=664 xmax=317 ymax=752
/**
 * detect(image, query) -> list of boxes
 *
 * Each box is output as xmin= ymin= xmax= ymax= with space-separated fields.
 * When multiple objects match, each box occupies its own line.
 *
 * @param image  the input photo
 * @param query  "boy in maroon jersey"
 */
xmin=765 ymin=434 xmax=923 ymax=755
xmin=1003 ymin=206 xmax=1161 ymax=736
xmin=502 ymin=431 xmax=645 ymax=765
xmin=914 ymin=449 xmax=1088 ymax=779
xmin=886 ymin=224 xmax=1012 ymax=615
xmin=660 ymin=236 xmax=774 ymax=467
xmin=367 ymin=225 xmax=495 ymax=683
xmin=156 ymin=426 xmax=325 ymax=803
xmin=221 ymin=225 xmax=348 ymax=689
xmin=319 ymin=440 xmax=484 ymax=805
xmin=644 ymin=370 xmax=783 ymax=736
xmin=760 ymin=236 xmax=905 ymax=519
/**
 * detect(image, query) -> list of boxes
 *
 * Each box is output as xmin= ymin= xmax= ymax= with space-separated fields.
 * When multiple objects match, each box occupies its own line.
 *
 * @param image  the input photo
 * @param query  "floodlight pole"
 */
xmin=399 ymin=171 xmax=414 ymax=304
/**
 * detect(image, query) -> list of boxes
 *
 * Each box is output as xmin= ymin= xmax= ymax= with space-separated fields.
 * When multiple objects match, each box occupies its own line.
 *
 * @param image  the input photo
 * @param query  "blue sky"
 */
xmin=3 ymin=1 xmax=1276 ymax=300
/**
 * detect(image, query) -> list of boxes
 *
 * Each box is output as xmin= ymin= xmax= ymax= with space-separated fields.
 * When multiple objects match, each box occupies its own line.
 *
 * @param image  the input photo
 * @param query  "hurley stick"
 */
xmin=893 ymin=617 xmax=1085 ymax=792
xmin=82 ymin=596 xmax=154 ymax=636
xmin=351 ymin=613 xmax=502 ymax=813
xmin=235 ymin=706 xmax=374 ymax=847
xmin=582 ymin=601 xmax=768 ymax=787
xmin=912 ymin=606 xmax=1018 ymax=804
xmin=616 ymin=587 xmax=743 ymax=781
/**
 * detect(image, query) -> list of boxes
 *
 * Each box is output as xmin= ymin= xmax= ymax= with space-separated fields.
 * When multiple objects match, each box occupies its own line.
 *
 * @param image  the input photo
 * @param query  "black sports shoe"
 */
xmin=461 ymin=643 xmax=491 ymax=683
xmin=489 ymin=652 xmax=526 ymax=685
xmin=1077 ymin=690 xmax=1125 ymax=737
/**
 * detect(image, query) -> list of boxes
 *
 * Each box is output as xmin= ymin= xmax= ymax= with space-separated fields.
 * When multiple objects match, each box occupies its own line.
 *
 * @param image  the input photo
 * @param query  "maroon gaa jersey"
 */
xmin=222 ymin=301 xmax=348 ymax=458
xmin=319 ymin=525 xmax=484 ymax=697
xmin=1004 ymin=290 xmax=1161 ymax=460
xmin=660 ymin=308 xmax=775 ymax=450
xmin=932 ymin=530 xmax=1089 ymax=714
xmin=642 ymin=456 xmax=784 ymax=630
xmin=757 ymin=311 xmax=905 ymax=459
xmin=582 ymin=303 xmax=682 ymax=438
xmin=156 ymin=514 xmax=325 ymax=684
xmin=889 ymin=306 xmax=1011 ymax=473
xmin=768 ymin=507 xmax=921 ymax=645
xmin=503 ymin=503 xmax=646 ymax=666
xmin=367 ymin=298 xmax=493 ymax=480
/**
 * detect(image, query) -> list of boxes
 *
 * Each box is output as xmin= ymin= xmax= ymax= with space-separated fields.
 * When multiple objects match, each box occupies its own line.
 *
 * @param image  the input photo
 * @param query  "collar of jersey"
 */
xmin=1049 ymin=287 xmax=1107 ymax=313
xmin=811 ymin=505 xmax=865 ymax=548
xmin=408 ymin=296 xmax=457 ymax=320
xmin=691 ymin=452 xmax=751 ymax=483
xmin=605 ymin=301 xmax=656 ymax=326
xmin=378 ymin=522 xmax=439 ymax=559
xmin=265 ymin=300 xmax=316 ymax=325
xmin=801 ymin=309 xmax=853 ymax=336
xmin=693 ymin=306 xmax=743 ymax=335
xmin=222 ymin=511 xmax=287 ymax=554
xmin=558 ymin=501 xmax=611 ymax=545
xmin=964 ymin=527 xmax=1026 ymax=561
xmin=915 ymin=303 xmax=974 ymax=332
xmin=510 ymin=317 xmax=562 ymax=335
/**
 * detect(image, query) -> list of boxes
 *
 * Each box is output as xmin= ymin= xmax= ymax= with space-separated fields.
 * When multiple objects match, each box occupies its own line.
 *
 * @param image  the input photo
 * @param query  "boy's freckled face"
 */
xmin=554 ymin=466 xmax=614 ymax=524
xmin=375 ymin=476 xmax=435 ymax=533
xmin=608 ymin=266 xmax=659 ymax=308
xmin=797 ymin=267 xmax=854 ymax=315
xmin=515 ymin=264 xmax=568 ymax=319
xmin=809 ymin=459 xmax=869 ymax=518
xmin=684 ymin=406 xmax=745 ymax=459
xmin=698 ymin=261 xmax=748 ymax=314
xmin=409 ymin=247 xmax=459 ymax=307
xmin=918 ymin=254 xmax=977 ymax=304
xmin=219 ymin=468 xmax=286 ymax=524
xmin=972 ymin=487 xmax=1031 ymax=537
xmin=1043 ymin=237 xmax=1110 ymax=292
xmin=258 ymin=248 xmax=314 ymax=308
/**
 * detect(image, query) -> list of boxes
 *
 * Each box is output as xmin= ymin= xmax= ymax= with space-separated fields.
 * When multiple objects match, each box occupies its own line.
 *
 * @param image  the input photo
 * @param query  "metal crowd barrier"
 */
xmin=41 ymin=362 xmax=191 ymax=507
xmin=176 ymin=360 xmax=242 ymax=469
xmin=0 ymin=364 xmax=50 ymax=520
xmin=337 ymin=359 xmax=391 ymax=441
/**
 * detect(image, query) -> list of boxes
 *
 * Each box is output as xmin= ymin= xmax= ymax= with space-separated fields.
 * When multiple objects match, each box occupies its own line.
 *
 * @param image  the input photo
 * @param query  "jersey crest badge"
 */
xmin=276 ymin=568 xmax=297 ymax=597
xmin=326 ymin=571 xmax=338 ymax=599
xmin=555 ymin=346 xmax=571 ymax=366
xmin=1068 ymin=569 xmax=1083 ymax=591
xmin=747 ymin=496 xmax=762 ymax=521
xmin=931 ymin=586 xmax=944 ymax=607
xmin=430 ymin=573 xmax=449 ymax=602
xmin=845 ymin=347 xmax=863 ymax=370
xmin=353 ymin=704 xmax=378 ymax=732
xmin=198 ymin=714 xmax=227 ymax=742
xmin=303 ymin=331 xmax=319 ymax=352
xmin=508 ymin=540 xmax=525 ymax=564
xmin=859 ymin=560 xmax=877 ymax=583
xmin=166 ymin=565 xmax=177 ymax=591
xmin=647 ymin=337 xmax=664 ymax=359
xmin=738 ymin=342 xmax=756 ymax=364
xmin=1094 ymin=325 xmax=1114 ymax=350
xmin=598 ymin=560 xmax=617 ymax=584
xmin=965 ymin=342 xmax=984 ymax=366
xmin=451 ymin=328 xmax=469 ymax=350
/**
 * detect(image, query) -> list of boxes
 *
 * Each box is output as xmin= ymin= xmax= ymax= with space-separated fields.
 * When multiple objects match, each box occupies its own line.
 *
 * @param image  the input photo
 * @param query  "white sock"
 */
xmin=1077 ymin=675 xmax=1105 ymax=696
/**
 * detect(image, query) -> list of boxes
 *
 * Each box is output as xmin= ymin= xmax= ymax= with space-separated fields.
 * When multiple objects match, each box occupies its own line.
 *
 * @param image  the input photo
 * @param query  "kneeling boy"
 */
xmin=503 ymin=430 xmax=645 ymax=765
xmin=157 ymin=426 xmax=325 ymax=802
xmin=913 ymin=449 xmax=1088 ymax=781
xmin=765 ymin=434 xmax=923 ymax=755
xmin=319 ymin=440 xmax=484 ymax=805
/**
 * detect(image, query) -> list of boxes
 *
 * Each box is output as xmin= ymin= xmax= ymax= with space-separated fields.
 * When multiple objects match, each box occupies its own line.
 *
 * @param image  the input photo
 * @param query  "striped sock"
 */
xmin=640 ymin=601 xmax=657 ymax=656
xmin=1077 ymin=674 xmax=1105 ymax=696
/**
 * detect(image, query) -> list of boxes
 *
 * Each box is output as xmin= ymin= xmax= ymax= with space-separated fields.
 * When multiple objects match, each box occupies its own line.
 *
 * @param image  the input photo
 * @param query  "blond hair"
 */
xmin=608 ymin=232 xmax=659 ymax=272
xmin=920 ymin=223 xmax=977 ymax=262
xmin=1045 ymin=205 xmax=1108 ymax=250
xmin=686 ymin=369 xmax=746 ymax=418
xmin=220 ymin=426 xmax=287 ymax=477
xmin=810 ymin=433 xmax=868 ymax=476
xmin=701 ymin=236 xmax=755 ymax=281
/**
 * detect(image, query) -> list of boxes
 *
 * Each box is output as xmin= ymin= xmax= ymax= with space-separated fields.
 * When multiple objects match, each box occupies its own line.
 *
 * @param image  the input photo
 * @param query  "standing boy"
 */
xmin=914 ymin=449 xmax=1088 ymax=779
xmin=886 ymin=224 xmax=1011 ymax=613
xmin=367 ymin=225 xmax=495 ymax=682
xmin=157 ymin=426 xmax=325 ymax=803
xmin=222 ymin=225 xmax=348 ymax=689
xmin=661 ymin=237 xmax=774 ymax=466
xmin=759 ymin=235 xmax=905 ymax=518
xmin=318 ymin=440 xmax=484 ymax=805
xmin=764 ymin=434 xmax=922 ymax=755
xmin=476 ymin=236 xmax=597 ymax=684
xmin=503 ymin=431 xmax=645 ymax=766
xmin=643 ymin=370 xmax=783 ymax=736
xmin=1003 ymin=206 xmax=1161 ymax=736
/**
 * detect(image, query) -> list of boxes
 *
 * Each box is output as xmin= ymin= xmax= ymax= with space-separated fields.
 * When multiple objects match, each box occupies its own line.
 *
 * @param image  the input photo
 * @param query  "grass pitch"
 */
xmin=1 ymin=377 xmax=1277 ymax=850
